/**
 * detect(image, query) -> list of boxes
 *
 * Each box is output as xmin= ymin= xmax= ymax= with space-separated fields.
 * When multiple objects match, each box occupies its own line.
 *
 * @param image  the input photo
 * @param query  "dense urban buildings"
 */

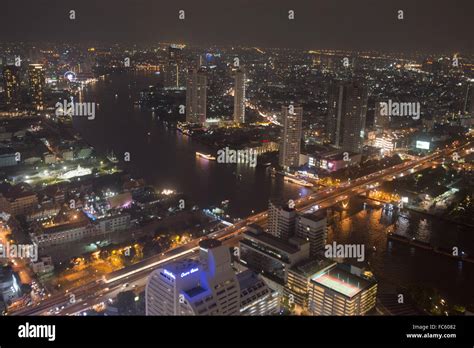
xmin=0 ymin=3 xmax=472 ymax=337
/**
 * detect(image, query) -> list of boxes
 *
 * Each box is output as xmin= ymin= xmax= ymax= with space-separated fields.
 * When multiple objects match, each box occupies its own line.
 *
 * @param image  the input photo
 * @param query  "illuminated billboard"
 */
xmin=416 ymin=141 xmax=430 ymax=150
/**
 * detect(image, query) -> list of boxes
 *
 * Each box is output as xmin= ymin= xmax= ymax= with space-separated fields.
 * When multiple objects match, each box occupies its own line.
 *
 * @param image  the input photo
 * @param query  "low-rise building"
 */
xmin=308 ymin=151 xmax=361 ymax=172
xmin=0 ymin=188 xmax=38 ymax=216
xmin=308 ymin=263 xmax=377 ymax=316
xmin=284 ymin=259 xmax=378 ymax=315
xmin=31 ymin=210 xmax=131 ymax=247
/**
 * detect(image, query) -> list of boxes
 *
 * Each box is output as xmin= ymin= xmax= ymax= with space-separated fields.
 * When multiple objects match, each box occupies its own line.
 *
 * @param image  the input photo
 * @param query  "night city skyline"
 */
xmin=0 ymin=1 xmax=473 ymax=347
xmin=0 ymin=0 xmax=472 ymax=53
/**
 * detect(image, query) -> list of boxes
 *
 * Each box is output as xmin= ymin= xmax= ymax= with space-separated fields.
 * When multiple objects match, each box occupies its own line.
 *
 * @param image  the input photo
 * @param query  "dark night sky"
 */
xmin=0 ymin=0 xmax=472 ymax=52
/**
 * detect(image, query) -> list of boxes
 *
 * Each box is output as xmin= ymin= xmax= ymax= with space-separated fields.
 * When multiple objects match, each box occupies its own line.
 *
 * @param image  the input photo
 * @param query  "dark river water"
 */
xmin=73 ymin=72 xmax=307 ymax=218
xmin=73 ymin=72 xmax=474 ymax=307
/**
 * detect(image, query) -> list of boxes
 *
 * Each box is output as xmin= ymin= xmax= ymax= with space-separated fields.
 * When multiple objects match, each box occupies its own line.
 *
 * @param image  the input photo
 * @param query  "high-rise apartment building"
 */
xmin=28 ymin=64 xmax=45 ymax=110
xmin=374 ymin=101 xmax=390 ymax=131
xmin=278 ymin=105 xmax=303 ymax=169
xmin=164 ymin=45 xmax=184 ymax=89
xmin=233 ymin=68 xmax=246 ymax=123
xmin=327 ymin=81 xmax=368 ymax=153
xmin=2 ymin=65 xmax=21 ymax=108
xmin=186 ymin=68 xmax=207 ymax=124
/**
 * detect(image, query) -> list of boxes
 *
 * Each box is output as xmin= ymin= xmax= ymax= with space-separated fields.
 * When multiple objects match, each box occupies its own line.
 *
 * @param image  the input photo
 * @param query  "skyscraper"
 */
xmin=268 ymin=200 xmax=296 ymax=241
xmin=296 ymin=210 xmax=328 ymax=257
xmin=164 ymin=45 xmax=183 ymax=89
xmin=464 ymin=82 xmax=474 ymax=116
xmin=233 ymin=68 xmax=246 ymax=123
xmin=374 ymin=101 xmax=390 ymax=132
xmin=2 ymin=65 xmax=21 ymax=108
xmin=28 ymin=64 xmax=45 ymax=110
xmin=145 ymin=239 xmax=241 ymax=315
xmin=278 ymin=105 xmax=303 ymax=169
xmin=186 ymin=68 xmax=207 ymax=124
xmin=327 ymin=81 xmax=368 ymax=153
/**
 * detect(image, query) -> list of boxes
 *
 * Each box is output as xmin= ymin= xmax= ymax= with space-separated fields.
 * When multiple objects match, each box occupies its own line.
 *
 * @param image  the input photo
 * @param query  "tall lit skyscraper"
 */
xmin=278 ymin=105 xmax=303 ymax=169
xmin=327 ymin=81 xmax=368 ymax=153
xmin=464 ymin=82 xmax=474 ymax=116
xmin=374 ymin=101 xmax=390 ymax=132
xmin=233 ymin=68 xmax=246 ymax=123
xmin=164 ymin=45 xmax=183 ymax=89
xmin=186 ymin=68 xmax=207 ymax=124
xmin=145 ymin=239 xmax=240 ymax=315
xmin=28 ymin=64 xmax=45 ymax=110
xmin=2 ymin=65 xmax=21 ymax=108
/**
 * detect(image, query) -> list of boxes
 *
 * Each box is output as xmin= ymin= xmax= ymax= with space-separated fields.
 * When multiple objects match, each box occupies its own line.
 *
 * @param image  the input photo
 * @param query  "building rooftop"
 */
xmin=311 ymin=266 xmax=373 ymax=298
xmin=184 ymin=285 xmax=208 ymax=298
xmin=199 ymin=239 xmax=222 ymax=250
xmin=163 ymin=258 xmax=201 ymax=278
xmin=291 ymin=258 xmax=336 ymax=278
xmin=41 ymin=210 xmax=91 ymax=234
xmin=300 ymin=209 xmax=327 ymax=222
xmin=243 ymin=229 xmax=300 ymax=254
xmin=236 ymin=269 xmax=263 ymax=290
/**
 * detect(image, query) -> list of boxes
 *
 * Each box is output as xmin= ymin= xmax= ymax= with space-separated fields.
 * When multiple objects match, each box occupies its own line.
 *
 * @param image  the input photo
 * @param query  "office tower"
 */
xmin=239 ymin=225 xmax=309 ymax=285
xmin=146 ymin=239 xmax=241 ymax=315
xmin=464 ymin=82 xmax=474 ymax=116
xmin=185 ymin=68 xmax=207 ymax=124
xmin=278 ymin=105 xmax=303 ymax=169
xmin=2 ymin=66 xmax=21 ymax=108
xmin=28 ymin=64 xmax=45 ymax=110
xmin=308 ymin=264 xmax=378 ymax=316
xmin=164 ymin=45 xmax=183 ymax=88
xmin=267 ymin=200 xmax=296 ymax=240
xmin=374 ymin=101 xmax=390 ymax=131
xmin=296 ymin=210 xmax=328 ymax=257
xmin=327 ymin=81 xmax=368 ymax=153
xmin=233 ymin=68 xmax=246 ymax=123
xmin=237 ymin=270 xmax=279 ymax=315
